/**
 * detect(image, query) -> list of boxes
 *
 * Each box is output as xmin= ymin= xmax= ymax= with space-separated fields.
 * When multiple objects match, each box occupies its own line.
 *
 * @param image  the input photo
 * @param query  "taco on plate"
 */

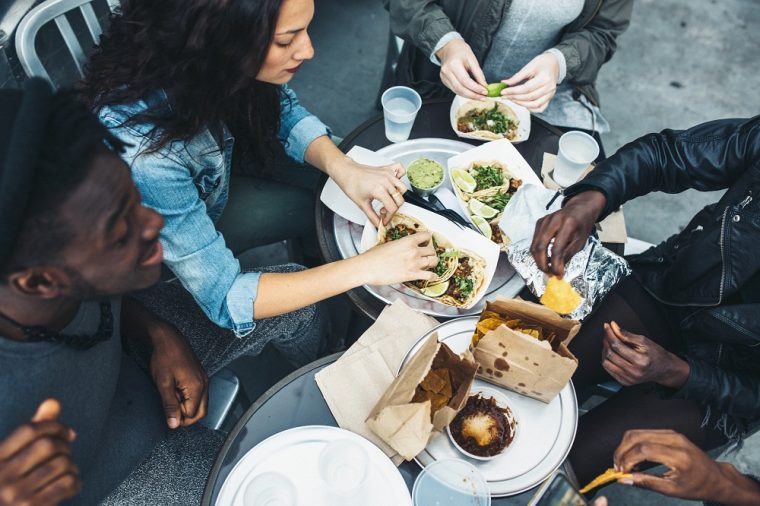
xmin=456 ymin=100 xmax=519 ymax=141
xmin=377 ymin=213 xmax=426 ymax=243
xmin=377 ymin=215 xmax=459 ymax=289
xmin=437 ymin=250 xmax=487 ymax=308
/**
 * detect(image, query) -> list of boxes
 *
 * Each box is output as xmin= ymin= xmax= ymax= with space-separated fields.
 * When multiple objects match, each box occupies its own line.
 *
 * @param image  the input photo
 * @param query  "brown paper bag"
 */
xmin=471 ymin=298 xmax=580 ymax=403
xmin=366 ymin=333 xmax=477 ymax=460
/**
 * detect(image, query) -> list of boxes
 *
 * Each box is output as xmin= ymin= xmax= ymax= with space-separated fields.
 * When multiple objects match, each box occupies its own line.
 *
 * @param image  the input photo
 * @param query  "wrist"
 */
xmin=436 ymin=38 xmax=463 ymax=63
xmin=712 ymin=464 xmax=760 ymax=505
xmin=565 ymin=190 xmax=607 ymax=223
xmin=343 ymin=255 xmax=374 ymax=287
xmin=146 ymin=321 xmax=180 ymax=351
xmin=326 ymin=154 xmax=354 ymax=182
xmin=659 ymin=353 xmax=690 ymax=389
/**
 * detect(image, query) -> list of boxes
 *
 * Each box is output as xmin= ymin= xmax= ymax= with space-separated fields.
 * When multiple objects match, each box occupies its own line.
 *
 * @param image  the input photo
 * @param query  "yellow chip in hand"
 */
xmin=540 ymin=277 xmax=582 ymax=315
xmin=579 ymin=468 xmax=632 ymax=494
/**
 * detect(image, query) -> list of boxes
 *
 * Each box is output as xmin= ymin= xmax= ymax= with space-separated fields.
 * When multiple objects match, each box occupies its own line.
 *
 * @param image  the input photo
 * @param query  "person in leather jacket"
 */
xmin=530 ymin=116 xmax=760 ymax=485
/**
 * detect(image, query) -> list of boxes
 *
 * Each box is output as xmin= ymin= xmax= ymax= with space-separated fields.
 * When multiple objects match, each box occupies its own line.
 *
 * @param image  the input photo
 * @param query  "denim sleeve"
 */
xmin=278 ymin=85 xmax=331 ymax=163
xmin=101 ymin=117 xmax=259 ymax=337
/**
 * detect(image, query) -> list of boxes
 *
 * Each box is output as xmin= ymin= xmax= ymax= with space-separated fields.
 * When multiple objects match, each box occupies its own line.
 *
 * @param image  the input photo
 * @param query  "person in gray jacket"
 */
xmin=384 ymin=0 xmax=633 ymax=141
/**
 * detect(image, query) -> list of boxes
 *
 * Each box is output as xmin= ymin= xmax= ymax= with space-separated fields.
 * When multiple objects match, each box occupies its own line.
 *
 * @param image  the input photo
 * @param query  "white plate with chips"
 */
xmin=399 ymin=317 xmax=578 ymax=497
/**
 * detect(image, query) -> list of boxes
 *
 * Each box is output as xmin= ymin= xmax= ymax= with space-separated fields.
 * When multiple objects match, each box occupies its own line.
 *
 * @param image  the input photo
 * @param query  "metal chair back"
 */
xmin=14 ymin=0 xmax=119 ymax=85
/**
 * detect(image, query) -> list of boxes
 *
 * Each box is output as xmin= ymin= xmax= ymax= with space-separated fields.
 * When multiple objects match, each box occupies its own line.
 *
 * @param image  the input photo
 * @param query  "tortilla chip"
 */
xmin=540 ymin=277 xmax=583 ymax=315
xmin=412 ymin=367 xmax=454 ymax=421
xmin=420 ymin=368 xmax=452 ymax=396
xmin=579 ymin=468 xmax=632 ymax=494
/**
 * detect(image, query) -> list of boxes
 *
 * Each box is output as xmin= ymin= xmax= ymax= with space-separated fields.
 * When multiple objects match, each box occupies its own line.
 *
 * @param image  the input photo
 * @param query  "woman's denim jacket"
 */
xmin=98 ymin=86 xmax=329 ymax=336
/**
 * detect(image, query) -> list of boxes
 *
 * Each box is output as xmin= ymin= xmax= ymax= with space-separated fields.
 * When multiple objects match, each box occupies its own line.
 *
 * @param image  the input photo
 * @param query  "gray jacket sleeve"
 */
xmin=383 ymin=0 xmax=457 ymax=57
xmin=554 ymin=0 xmax=633 ymax=87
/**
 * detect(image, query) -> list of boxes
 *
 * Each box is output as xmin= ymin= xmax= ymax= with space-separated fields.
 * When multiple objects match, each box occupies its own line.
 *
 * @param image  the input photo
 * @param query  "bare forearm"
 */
xmin=304 ymin=135 xmax=345 ymax=178
xmin=253 ymin=256 xmax=368 ymax=319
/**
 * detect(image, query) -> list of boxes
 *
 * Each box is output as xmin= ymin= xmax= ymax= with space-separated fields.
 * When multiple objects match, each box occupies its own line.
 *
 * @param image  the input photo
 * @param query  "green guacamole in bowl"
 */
xmin=407 ymin=158 xmax=444 ymax=195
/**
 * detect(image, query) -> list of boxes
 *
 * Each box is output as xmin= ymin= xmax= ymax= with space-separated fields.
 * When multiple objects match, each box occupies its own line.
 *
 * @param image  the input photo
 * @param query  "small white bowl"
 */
xmin=446 ymin=386 xmax=518 ymax=461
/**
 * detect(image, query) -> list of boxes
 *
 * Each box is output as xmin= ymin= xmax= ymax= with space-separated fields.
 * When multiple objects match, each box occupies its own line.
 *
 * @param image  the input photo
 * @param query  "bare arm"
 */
xmin=253 ymin=232 xmax=437 ymax=319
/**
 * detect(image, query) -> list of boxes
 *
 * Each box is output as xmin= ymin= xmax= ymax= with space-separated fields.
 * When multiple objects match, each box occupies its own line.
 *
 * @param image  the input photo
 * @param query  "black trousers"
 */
xmin=567 ymin=276 xmax=727 ymax=485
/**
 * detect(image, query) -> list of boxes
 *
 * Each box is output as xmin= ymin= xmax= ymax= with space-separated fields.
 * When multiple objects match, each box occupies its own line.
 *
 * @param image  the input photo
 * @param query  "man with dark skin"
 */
xmin=0 ymin=80 xmax=282 ymax=505
xmin=529 ymin=116 xmax=760 ymax=499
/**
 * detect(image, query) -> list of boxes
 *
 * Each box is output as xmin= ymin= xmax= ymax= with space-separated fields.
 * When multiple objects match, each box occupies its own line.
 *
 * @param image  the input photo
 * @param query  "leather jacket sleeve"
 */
xmin=554 ymin=0 xmax=633 ymax=88
xmin=674 ymin=356 xmax=760 ymax=423
xmin=564 ymin=116 xmax=760 ymax=219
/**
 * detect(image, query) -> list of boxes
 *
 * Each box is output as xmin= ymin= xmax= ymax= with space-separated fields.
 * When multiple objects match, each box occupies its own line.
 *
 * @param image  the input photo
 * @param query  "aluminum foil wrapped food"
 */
xmin=507 ymin=237 xmax=631 ymax=320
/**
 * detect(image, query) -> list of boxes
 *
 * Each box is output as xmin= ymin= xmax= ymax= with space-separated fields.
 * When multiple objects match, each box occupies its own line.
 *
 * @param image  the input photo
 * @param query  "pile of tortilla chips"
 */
xmin=411 ymin=368 xmax=453 ymax=421
xmin=540 ymin=277 xmax=583 ymax=315
xmin=472 ymin=310 xmax=557 ymax=349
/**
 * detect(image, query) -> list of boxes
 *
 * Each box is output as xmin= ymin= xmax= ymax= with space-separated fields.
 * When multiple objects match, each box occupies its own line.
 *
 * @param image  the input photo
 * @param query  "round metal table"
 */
xmin=316 ymin=98 xmax=566 ymax=321
xmin=201 ymin=352 xmax=537 ymax=506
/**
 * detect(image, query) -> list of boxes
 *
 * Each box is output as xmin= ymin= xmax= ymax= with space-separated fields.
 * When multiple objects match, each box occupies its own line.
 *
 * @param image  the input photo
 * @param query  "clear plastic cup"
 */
xmin=318 ymin=439 xmax=368 ymax=497
xmin=412 ymin=459 xmax=491 ymax=506
xmin=381 ymin=86 xmax=422 ymax=143
xmin=242 ymin=471 xmax=297 ymax=506
xmin=554 ymin=131 xmax=600 ymax=188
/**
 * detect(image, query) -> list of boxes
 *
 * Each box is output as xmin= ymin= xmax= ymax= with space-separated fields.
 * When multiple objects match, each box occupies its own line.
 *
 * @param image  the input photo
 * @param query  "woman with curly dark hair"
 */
xmin=81 ymin=0 xmax=437 ymax=361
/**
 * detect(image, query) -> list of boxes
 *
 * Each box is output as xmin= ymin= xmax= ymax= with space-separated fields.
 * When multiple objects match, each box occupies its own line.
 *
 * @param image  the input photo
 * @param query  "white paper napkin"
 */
xmin=499 ymin=184 xmax=563 ymax=245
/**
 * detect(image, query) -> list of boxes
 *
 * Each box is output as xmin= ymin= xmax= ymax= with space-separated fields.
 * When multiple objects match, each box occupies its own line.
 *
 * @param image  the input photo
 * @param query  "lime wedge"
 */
xmin=468 ymin=198 xmax=499 ymax=219
xmin=486 ymin=82 xmax=508 ymax=97
xmin=451 ymin=168 xmax=476 ymax=193
xmin=471 ymin=215 xmax=492 ymax=239
xmin=421 ymin=281 xmax=449 ymax=298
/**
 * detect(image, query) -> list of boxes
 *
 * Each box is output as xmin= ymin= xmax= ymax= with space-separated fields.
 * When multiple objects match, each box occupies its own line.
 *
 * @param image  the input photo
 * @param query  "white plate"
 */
xmin=399 ymin=317 xmax=578 ymax=497
xmin=332 ymin=138 xmax=525 ymax=318
xmin=449 ymin=96 xmax=532 ymax=143
xmin=357 ymin=202 xmax=501 ymax=310
xmin=216 ymin=426 xmax=411 ymax=506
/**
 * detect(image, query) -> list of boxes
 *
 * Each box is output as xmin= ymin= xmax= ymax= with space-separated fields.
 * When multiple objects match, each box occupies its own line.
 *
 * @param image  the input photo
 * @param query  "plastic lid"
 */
xmin=412 ymin=459 xmax=491 ymax=506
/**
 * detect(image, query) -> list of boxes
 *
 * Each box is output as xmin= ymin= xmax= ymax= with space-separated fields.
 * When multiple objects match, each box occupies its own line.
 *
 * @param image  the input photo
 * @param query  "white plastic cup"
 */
xmin=242 ymin=471 xmax=297 ymax=506
xmin=412 ymin=459 xmax=490 ymax=506
xmin=554 ymin=131 xmax=600 ymax=188
xmin=381 ymin=86 xmax=422 ymax=143
xmin=318 ymin=439 xmax=368 ymax=498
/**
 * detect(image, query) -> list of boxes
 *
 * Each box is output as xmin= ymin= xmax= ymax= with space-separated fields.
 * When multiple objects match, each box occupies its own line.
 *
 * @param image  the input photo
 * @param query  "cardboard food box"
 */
xmin=470 ymin=298 xmax=580 ymax=403
xmin=366 ymin=333 xmax=478 ymax=461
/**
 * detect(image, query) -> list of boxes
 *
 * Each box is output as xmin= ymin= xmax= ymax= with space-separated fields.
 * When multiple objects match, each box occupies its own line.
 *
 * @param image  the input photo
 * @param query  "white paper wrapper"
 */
xmin=507 ymin=237 xmax=632 ymax=320
xmin=499 ymin=184 xmax=562 ymax=245
xmin=449 ymin=96 xmax=531 ymax=143
xmin=447 ymin=139 xmax=544 ymax=241
xmin=360 ymin=203 xmax=501 ymax=309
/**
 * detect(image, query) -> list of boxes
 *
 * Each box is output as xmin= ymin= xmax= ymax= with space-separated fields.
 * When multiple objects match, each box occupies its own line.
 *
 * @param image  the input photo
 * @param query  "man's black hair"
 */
xmin=1 ymin=91 xmax=126 ymax=278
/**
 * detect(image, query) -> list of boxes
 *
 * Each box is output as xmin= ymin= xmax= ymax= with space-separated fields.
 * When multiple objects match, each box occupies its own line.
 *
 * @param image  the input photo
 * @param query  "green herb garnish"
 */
xmin=388 ymin=226 xmax=410 ymax=241
xmin=472 ymin=165 xmax=505 ymax=191
xmin=482 ymin=192 xmax=511 ymax=211
xmin=433 ymin=250 xmax=460 ymax=276
xmin=454 ymin=276 xmax=474 ymax=298
xmin=469 ymin=103 xmax=514 ymax=135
